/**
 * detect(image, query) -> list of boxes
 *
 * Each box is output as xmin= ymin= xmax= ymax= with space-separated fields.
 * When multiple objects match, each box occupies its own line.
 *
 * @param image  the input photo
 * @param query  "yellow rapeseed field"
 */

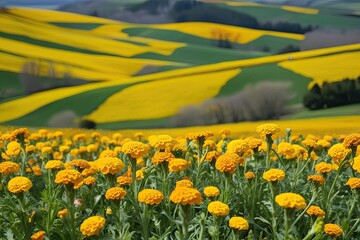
xmin=278 ymin=51 xmax=360 ymax=88
xmin=281 ymin=6 xmax=319 ymax=14
xmin=85 ymin=69 xmax=241 ymax=123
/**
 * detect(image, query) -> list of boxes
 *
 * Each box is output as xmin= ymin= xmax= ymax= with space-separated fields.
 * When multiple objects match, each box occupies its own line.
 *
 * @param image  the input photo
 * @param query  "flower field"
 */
xmin=0 ymin=125 xmax=360 ymax=239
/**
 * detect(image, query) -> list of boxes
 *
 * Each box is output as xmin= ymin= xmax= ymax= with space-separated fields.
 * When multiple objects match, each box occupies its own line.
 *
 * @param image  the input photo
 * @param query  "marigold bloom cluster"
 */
xmin=278 ymin=142 xmax=297 ymax=159
xmin=138 ymin=189 xmax=164 ymax=205
xmin=8 ymin=176 xmax=33 ymax=193
xmin=0 ymin=161 xmax=21 ymax=175
xmin=208 ymin=201 xmax=230 ymax=216
xmin=80 ymin=216 xmax=106 ymax=236
xmin=306 ymin=206 xmax=325 ymax=217
xmin=203 ymin=186 xmax=220 ymax=197
xmin=275 ymin=192 xmax=306 ymax=210
xmin=262 ymin=168 xmax=285 ymax=182
xmin=168 ymin=158 xmax=189 ymax=172
xmin=346 ymin=177 xmax=360 ymax=189
xmin=54 ymin=169 xmax=83 ymax=189
xmin=215 ymin=154 xmax=238 ymax=174
xmin=121 ymin=141 xmax=149 ymax=159
xmin=324 ymin=223 xmax=343 ymax=238
xmin=256 ymin=123 xmax=280 ymax=138
xmin=105 ymin=187 xmax=127 ymax=200
xmin=170 ymin=187 xmax=203 ymax=205
xmin=229 ymin=216 xmax=249 ymax=231
xmin=328 ymin=143 xmax=349 ymax=163
xmin=95 ymin=157 xmax=124 ymax=175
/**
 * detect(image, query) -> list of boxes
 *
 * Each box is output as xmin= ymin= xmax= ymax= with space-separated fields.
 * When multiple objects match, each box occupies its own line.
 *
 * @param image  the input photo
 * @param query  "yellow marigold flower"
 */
xmin=83 ymin=176 xmax=96 ymax=185
xmin=170 ymin=187 xmax=203 ymax=205
xmin=275 ymin=192 xmax=306 ymax=210
xmin=307 ymin=175 xmax=325 ymax=185
xmin=302 ymin=138 xmax=317 ymax=149
xmin=1 ymin=152 xmax=10 ymax=160
xmin=136 ymin=167 xmax=146 ymax=180
xmin=315 ymin=162 xmax=332 ymax=174
xmin=99 ymin=149 xmax=117 ymax=158
xmin=328 ymin=143 xmax=349 ymax=163
xmin=262 ymin=168 xmax=286 ymax=182
xmin=53 ymin=151 xmax=63 ymax=160
xmin=31 ymin=231 xmax=45 ymax=240
xmin=55 ymin=169 xmax=83 ymax=189
xmin=41 ymin=146 xmax=53 ymax=155
xmin=35 ymin=142 xmax=45 ymax=151
xmin=229 ymin=216 xmax=249 ymax=231
xmin=80 ymin=216 xmax=105 ymax=236
xmin=316 ymin=139 xmax=331 ymax=148
xmin=106 ymin=207 xmax=112 ymax=215
xmin=26 ymin=145 xmax=35 ymax=153
xmin=57 ymin=209 xmax=68 ymax=218
xmin=148 ymin=135 xmax=176 ymax=150
xmin=173 ymin=138 xmax=187 ymax=152
xmin=122 ymin=141 xmax=149 ymax=159
xmin=346 ymin=177 xmax=360 ymax=189
xmin=116 ymin=175 xmax=133 ymax=186
xmin=169 ymin=158 xmax=189 ymax=172
xmin=245 ymin=137 xmax=263 ymax=150
xmin=343 ymin=133 xmax=360 ymax=149
xmin=6 ymin=141 xmax=22 ymax=157
xmin=203 ymin=186 xmax=220 ymax=197
xmin=306 ymin=134 xmax=320 ymax=141
xmin=278 ymin=142 xmax=297 ymax=160
xmin=79 ymin=146 xmax=87 ymax=153
xmin=73 ymin=133 xmax=86 ymax=142
xmin=86 ymin=144 xmax=97 ymax=153
xmin=204 ymin=140 xmax=216 ymax=149
xmin=306 ymin=206 xmax=325 ymax=217
xmin=151 ymin=151 xmax=175 ymax=165
xmin=0 ymin=161 xmax=21 ymax=175
xmin=26 ymin=166 xmax=41 ymax=176
xmin=311 ymin=151 xmax=319 ymax=161
xmin=186 ymin=131 xmax=214 ymax=141
xmin=112 ymin=133 xmax=122 ymax=141
xmin=323 ymin=135 xmax=333 ymax=142
xmin=10 ymin=128 xmax=30 ymax=141
xmin=138 ymin=189 xmax=164 ymax=205
xmin=95 ymin=157 xmax=124 ymax=175
xmin=352 ymin=156 xmax=360 ymax=173
xmin=28 ymin=159 xmax=36 ymax=165
xmin=54 ymin=131 xmax=63 ymax=138
xmin=324 ymin=223 xmax=343 ymax=238
xmin=215 ymin=153 xmax=238 ymax=174
xmin=256 ymin=123 xmax=280 ymax=138
xmin=134 ymin=132 xmax=144 ymax=138
xmin=59 ymin=145 xmax=70 ymax=153
xmin=8 ymin=176 xmax=33 ymax=193
xmin=81 ymin=163 xmax=97 ymax=176
xmin=0 ymin=133 xmax=11 ymax=141
xmin=245 ymin=171 xmax=255 ymax=180
xmin=28 ymin=133 xmax=41 ymax=141
xmin=64 ymin=159 xmax=90 ymax=170
xmin=208 ymin=201 xmax=230 ymax=216
xmin=227 ymin=139 xmax=249 ymax=155
xmin=291 ymin=135 xmax=300 ymax=142
xmin=176 ymin=179 xmax=194 ymax=188
xmin=293 ymin=144 xmax=308 ymax=160
xmin=205 ymin=150 xmax=220 ymax=162
xmin=219 ymin=129 xmax=231 ymax=139
xmin=105 ymin=187 xmax=126 ymax=200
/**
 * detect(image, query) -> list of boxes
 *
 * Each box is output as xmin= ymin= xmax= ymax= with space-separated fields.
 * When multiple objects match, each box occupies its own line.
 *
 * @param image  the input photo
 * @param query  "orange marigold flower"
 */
xmin=316 ymin=139 xmax=331 ymax=148
xmin=293 ymin=144 xmax=308 ymax=160
xmin=324 ymin=223 xmax=343 ymax=238
xmin=116 ymin=175 xmax=133 ymax=186
xmin=41 ymin=146 xmax=52 ymax=155
xmin=302 ymin=139 xmax=317 ymax=149
xmin=8 ymin=176 xmax=33 ymax=193
xmin=328 ymin=143 xmax=349 ymax=163
xmin=306 ymin=206 xmax=325 ymax=217
xmin=307 ymin=175 xmax=325 ymax=185
xmin=53 ymin=151 xmax=63 ymax=160
xmin=64 ymin=159 xmax=90 ymax=170
xmin=134 ymin=132 xmax=144 ymax=138
xmin=55 ymin=169 xmax=83 ymax=189
xmin=215 ymin=153 xmax=238 ymax=174
xmin=26 ymin=166 xmax=41 ymax=176
xmin=105 ymin=187 xmax=126 ymax=200
xmin=138 ymin=189 xmax=164 ymax=205
xmin=208 ymin=201 xmax=230 ymax=216
xmin=229 ymin=216 xmax=249 ymax=231
xmin=219 ymin=129 xmax=231 ymax=138
xmin=262 ymin=168 xmax=285 ymax=182
xmin=245 ymin=137 xmax=263 ymax=150
xmin=83 ymin=176 xmax=96 ymax=185
xmin=169 ymin=158 xmax=189 ymax=172
xmin=346 ymin=177 xmax=360 ymax=189
xmin=95 ymin=157 xmax=124 ymax=175
xmin=278 ymin=142 xmax=297 ymax=160
xmin=315 ymin=162 xmax=332 ymax=174
xmin=245 ymin=171 xmax=255 ymax=180
xmin=122 ymin=141 xmax=149 ymax=159
xmin=227 ymin=139 xmax=249 ymax=155
xmin=176 ymin=179 xmax=193 ymax=188
xmin=80 ymin=216 xmax=105 ymax=236
xmin=352 ymin=156 xmax=360 ymax=173
xmin=26 ymin=145 xmax=36 ymax=153
xmin=151 ymin=152 xmax=175 ymax=165
xmin=205 ymin=151 xmax=220 ymax=162
xmin=275 ymin=192 xmax=306 ymax=210
xmin=73 ymin=133 xmax=86 ymax=142
xmin=256 ymin=123 xmax=280 ymax=138
xmin=203 ymin=186 xmax=220 ymax=197
xmin=6 ymin=141 xmax=22 ymax=157
xmin=10 ymin=128 xmax=30 ymax=141
xmin=136 ymin=167 xmax=146 ymax=180
xmin=186 ymin=131 xmax=214 ymax=141
xmin=0 ymin=161 xmax=21 ymax=175
xmin=170 ymin=187 xmax=203 ymax=205
xmin=148 ymin=135 xmax=176 ymax=150
xmin=57 ymin=209 xmax=68 ymax=218
xmin=343 ymin=133 xmax=360 ymax=149
xmin=31 ymin=231 xmax=45 ymax=240
xmin=99 ymin=149 xmax=117 ymax=158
